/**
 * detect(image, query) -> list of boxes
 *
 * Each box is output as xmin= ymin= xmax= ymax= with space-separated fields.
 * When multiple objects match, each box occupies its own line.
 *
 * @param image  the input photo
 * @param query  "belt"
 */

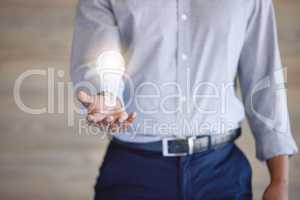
xmin=111 ymin=128 xmax=241 ymax=157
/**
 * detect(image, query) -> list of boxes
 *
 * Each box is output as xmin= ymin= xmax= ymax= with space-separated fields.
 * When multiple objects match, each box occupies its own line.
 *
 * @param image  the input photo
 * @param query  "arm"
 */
xmin=264 ymin=155 xmax=289 ymax=200
xmin=70 ymin=0 xmax=124 ymax=99
xmin=70 ymin=0 xmax=136 ymax=131
xmin=267 ymin=155 xmax=289 ymax=183
xmin=238 ymin=0 xmax=297 ymax=198
xmin=238 ymin=0 xmax=298 ymax=162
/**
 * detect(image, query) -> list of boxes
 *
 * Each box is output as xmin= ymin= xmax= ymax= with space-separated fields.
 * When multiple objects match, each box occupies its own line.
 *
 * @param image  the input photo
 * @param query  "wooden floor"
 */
xmin=0 ymin=0 xmax=299 ymax=199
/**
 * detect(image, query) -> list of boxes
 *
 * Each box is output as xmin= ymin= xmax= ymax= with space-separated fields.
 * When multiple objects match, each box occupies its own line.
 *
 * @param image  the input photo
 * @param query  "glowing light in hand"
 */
xmin=96 ymin=51 xmax=125 ymax=107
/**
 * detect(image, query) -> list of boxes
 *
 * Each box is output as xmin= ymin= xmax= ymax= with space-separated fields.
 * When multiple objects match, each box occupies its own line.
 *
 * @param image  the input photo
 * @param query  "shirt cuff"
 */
xmin=255 ymin=130 xmax=298 ymax=161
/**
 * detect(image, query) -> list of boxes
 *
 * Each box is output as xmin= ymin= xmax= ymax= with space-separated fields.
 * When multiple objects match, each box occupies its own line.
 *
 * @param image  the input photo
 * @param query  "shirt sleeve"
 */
xmin=238 ymin=0 xmax=298 ymax=161
xmin=70 ymin=0 xmax=125 ymax=102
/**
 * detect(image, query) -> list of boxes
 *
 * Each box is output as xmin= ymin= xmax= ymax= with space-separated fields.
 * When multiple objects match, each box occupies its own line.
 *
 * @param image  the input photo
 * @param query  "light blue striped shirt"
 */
xmin=70 ymin=0 xmax=298 ymax=161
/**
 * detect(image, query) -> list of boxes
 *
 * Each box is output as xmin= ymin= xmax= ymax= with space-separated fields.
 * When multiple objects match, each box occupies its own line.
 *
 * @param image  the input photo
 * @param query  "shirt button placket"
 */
xmin=176 ymin=0 xmax=190 ymax=137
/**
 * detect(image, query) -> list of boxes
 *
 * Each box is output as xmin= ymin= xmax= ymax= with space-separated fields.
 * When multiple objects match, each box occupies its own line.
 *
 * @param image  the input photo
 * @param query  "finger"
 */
xmin=104 ymin=115 xmax=115 ymax=123
xmin=97 ymin=115 xmax=115 ymax=128
xmin=87 ymin=103 xmax=97 ymax=114
xmin=109 ymin=123 xmax=122 ymax=133
xmin=90 ymin=111 xmax=132 ymax=132
xmin=95 ymin=111 xmax=119 ymax=127
xmin=86 ymin=117 xmax=94 ymax=126
xmin=87 ymin=113 xmax=106 ymax=123
xmin=103 ymin=112 xmax=128 ymax=133
xmin=117 ymin=112 xmax=137 ymax=130
xmin=126 ymin=112 xmax=137 ymax=123
xmin=104 ymin=111 xmax=128 ymax=123
xmin=77 ymin=91 xmax=94 ymax=107
xmin=118 ymin=112 xmax=129 ymax=123
xmin=118 ymin=121 xmax=131 ymax=131
xmin=95 ymin=120 xmax=120 ymax=134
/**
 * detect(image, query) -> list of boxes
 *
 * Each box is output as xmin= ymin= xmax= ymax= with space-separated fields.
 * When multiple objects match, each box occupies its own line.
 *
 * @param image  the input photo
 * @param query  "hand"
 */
xmin=263 ymin=180 xmax=288 ymax=200
xmin=77 ymin=91 xmax=137 ymax=133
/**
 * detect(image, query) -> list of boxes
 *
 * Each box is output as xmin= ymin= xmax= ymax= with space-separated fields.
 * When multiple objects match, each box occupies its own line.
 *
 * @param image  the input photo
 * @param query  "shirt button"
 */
xmin=181 ymin=54 xmax=188 ymax=61
xmin=181 ymin=14 xmax=188 ymax=21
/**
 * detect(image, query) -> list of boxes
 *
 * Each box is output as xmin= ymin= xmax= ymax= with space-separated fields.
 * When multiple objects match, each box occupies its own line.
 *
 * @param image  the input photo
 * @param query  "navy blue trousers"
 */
xmin=94 ymin=142 xmax=252 ymax=200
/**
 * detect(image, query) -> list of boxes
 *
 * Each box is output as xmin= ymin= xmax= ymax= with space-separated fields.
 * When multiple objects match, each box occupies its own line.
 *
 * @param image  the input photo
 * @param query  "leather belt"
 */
xmin=112 ymin=128 xmax=241 ymax=157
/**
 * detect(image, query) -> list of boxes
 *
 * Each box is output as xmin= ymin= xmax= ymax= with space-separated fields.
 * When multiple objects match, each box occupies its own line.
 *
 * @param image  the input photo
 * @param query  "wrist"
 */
xmin=267 ymin=155 xmax=289 ymax=186
xmin=270 ymin=178 xmax=289 ymax=185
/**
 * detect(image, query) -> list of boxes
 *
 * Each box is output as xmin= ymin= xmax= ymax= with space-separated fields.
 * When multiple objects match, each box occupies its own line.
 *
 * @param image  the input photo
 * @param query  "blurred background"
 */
xmin=0 ymin=0 xmax=299 ymax=199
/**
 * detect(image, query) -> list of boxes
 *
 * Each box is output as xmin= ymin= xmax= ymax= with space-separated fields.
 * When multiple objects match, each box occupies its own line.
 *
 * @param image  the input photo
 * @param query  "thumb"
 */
xmin=77 ymin=91 xmax=94 ymax=106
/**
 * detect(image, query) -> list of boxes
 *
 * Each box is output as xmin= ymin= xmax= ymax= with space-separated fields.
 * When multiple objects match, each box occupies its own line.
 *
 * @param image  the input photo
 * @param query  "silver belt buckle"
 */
xmin=162 ymin=137 xmax=196 ymax=157
xmin=188 ymin=136 xmax=196 ymax=154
